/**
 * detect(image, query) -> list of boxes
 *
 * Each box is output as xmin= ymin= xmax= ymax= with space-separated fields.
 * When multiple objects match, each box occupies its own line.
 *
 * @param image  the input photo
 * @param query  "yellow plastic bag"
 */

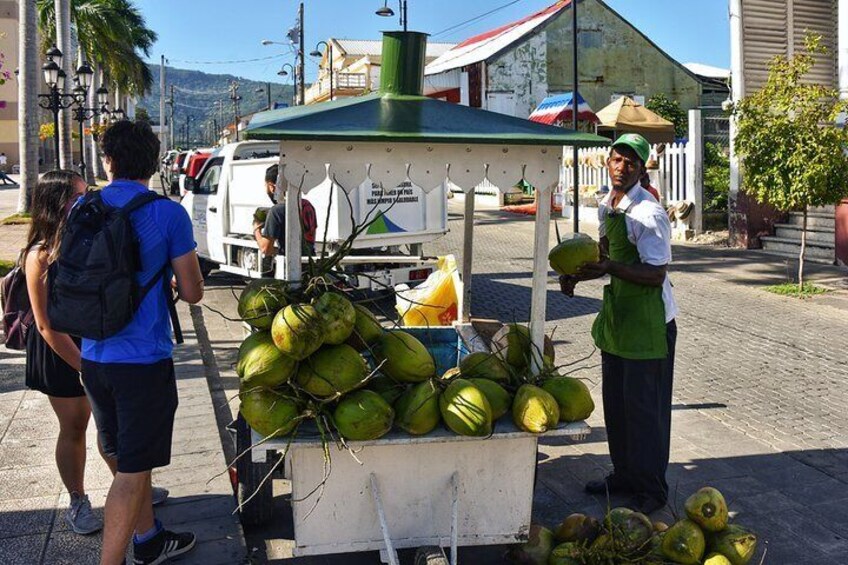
xmin=396 ymin=255 xmax=459 ymax=327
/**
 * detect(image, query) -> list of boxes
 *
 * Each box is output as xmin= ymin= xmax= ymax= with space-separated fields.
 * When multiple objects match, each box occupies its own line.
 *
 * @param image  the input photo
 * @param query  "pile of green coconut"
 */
xmin=508 ymin=486 xmax=758 ymax=565
xmin=235 ymin=279 xmax=597 ymax=445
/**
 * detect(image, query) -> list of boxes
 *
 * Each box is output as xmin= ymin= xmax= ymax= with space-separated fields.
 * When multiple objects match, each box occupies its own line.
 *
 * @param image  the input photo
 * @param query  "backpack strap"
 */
xmin=123 ymin=191 xmax=184 ymax=344
xmin=120 ymin=190 xmax=165 ymax=216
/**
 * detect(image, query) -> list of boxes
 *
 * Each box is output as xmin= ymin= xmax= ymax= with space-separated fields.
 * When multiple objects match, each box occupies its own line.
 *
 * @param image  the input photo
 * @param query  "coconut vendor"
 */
xmin=253 ymin=164 xmax=318 ymax=256
xmin=560 ymin=133 xmax=677 ymax=515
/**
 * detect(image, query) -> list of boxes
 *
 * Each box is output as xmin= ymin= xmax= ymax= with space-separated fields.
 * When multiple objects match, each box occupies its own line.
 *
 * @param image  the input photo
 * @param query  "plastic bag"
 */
xmin=396 ymin=255 xmax=459 ymax=327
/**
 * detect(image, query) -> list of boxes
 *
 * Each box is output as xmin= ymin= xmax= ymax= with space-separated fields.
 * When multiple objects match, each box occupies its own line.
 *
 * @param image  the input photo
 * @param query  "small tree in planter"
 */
xmin=733 ymin=35 xmax=848 ymax=289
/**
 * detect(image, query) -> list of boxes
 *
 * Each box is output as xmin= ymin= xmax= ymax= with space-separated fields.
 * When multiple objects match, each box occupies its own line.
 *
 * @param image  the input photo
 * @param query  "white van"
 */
xmin=182 ymin=141 xmax=448 ymax=290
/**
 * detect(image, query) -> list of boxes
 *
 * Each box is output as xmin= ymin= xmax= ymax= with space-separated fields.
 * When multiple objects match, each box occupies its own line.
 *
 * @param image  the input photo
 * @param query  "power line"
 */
xmin=168 ymin=53 xmax=289 ymax=65
xmin=173 ymin=85 xmax=231 ymax=96
xmin=431 ymin=0 xmax=523 ymax=39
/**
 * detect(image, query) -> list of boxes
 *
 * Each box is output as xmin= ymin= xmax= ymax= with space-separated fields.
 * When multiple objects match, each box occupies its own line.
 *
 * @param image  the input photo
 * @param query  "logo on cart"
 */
xmin=366 ymin=212 xmax=407 ymax=235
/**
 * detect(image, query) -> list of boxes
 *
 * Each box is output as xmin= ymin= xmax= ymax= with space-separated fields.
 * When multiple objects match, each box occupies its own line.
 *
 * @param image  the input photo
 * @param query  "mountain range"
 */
xmin=136 ymin=64 xmax=297 ymax=143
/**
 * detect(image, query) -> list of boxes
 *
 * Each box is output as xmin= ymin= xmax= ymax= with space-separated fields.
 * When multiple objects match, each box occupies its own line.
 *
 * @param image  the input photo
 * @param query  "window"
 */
xmin=195 ymin=158 xmax=223 ymax=195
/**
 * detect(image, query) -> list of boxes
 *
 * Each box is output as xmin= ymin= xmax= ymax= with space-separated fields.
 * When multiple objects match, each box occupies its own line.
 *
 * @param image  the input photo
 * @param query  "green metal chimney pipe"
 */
xmin=379 ymin=31 xmax=428 ymax=96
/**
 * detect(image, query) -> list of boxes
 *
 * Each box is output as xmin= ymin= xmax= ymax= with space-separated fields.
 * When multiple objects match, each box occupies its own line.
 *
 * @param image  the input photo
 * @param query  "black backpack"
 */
xmin=47 ymin=190 xmax=182 ymax=343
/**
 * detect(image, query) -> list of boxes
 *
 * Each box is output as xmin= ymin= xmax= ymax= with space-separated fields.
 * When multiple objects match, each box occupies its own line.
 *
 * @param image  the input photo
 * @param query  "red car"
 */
xmin=180 ymin=152 xmax=211 ymax=196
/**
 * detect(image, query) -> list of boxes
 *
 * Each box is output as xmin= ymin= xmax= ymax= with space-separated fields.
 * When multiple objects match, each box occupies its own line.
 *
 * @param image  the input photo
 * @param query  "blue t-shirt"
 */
xmin=81 ymin=181 xmax=196 ymax=364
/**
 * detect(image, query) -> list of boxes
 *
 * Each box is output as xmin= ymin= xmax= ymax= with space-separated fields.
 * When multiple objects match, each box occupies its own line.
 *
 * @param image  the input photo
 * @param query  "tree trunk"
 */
xmin=55 ymin=0 xmax=73 ymax=170
xmin=16 ymin=0 xmax=39 ymax=213
xmin=84 ymin=61 xmax=98 ymax=184
xmin=798 ymin=206 xmax=807 ymax=291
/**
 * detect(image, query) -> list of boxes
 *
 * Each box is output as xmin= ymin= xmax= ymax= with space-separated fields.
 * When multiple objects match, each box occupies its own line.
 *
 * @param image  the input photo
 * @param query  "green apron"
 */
xmin=591 ymin=211 xmax=668 ymax=359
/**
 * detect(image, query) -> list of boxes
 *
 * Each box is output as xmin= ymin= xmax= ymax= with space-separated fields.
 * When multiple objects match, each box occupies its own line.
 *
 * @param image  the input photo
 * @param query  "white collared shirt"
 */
xmin=598 ymin=183 xmax=678 ymax=322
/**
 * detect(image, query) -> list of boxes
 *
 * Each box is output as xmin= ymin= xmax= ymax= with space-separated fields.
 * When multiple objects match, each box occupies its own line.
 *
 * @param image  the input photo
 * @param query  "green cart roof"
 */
xmin=245 ymin=92 xmax=608 ymax=146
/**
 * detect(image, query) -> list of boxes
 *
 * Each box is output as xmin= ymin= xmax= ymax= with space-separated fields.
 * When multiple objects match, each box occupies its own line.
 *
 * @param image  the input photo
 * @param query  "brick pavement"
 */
xmin=194 ymin=200 xmax=848 ymax=563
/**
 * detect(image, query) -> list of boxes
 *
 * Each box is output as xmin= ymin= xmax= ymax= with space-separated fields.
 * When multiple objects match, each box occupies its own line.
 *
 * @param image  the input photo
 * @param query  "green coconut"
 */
xmin=394 ymin=379 xmax=441 ymax=436
xmin=554 ymin=513 xmax=600 ymax=545
xmin=492 ymin=324 xmax=555 ymax=371
xmin=548 ymin=233 xmax=600 ymax=276
xmin=505 ymin=524 xmax=554 ymax=565
xmin=540 ymin=377 xmax=595 ymax=422
xmin=684 ymin=486 xmax=729 ymax=533
xmin=237 ymin=278 xmax=289 ymax=330
xmin=346 ymin=303 xmax=384 ymax=351
xmin=512 ymin=384 xmax=560 ymax=433
xmin=708 ymin=525 xmax=758 ymax=565
xmin=333 ymin=390 xmax=394 ymax=441
xmin=296 ymin=344 xmax=367 ymax=398
xmin=608 ymin=510 xmax=654 ymax=555
xmin=468 ymin=378 xmax=511 ymax=420
xmin=239 ymin=388 xmax=301 ymax=438
xmin=271 ymin=303 xmax=325 ymax=361
xmin=547 ymin=542 xmax=584 ymax=565
xmin=459 ymin=352 xmax=511 ymax=382
xmin=236 ymin=331 xmax=297 ymax=389
xmin=661 ymin=519 xmax=706 ymax=565
xmin=314 ymin=292 xmax=356 ymax=345
xmin=704 ymin=553 xmax=733 ymax=565
xmin=439 ymin=378 xmax=492 ymax=437
xmin=375 ymin=331 xmax=436 ymax=383
xmin=367 ymin=374 xmax=407 ymax=405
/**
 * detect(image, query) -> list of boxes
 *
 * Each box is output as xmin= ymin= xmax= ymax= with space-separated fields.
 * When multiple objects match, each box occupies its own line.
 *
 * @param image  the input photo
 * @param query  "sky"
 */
xmin=134 ymin=0 xmax=730 ymax=84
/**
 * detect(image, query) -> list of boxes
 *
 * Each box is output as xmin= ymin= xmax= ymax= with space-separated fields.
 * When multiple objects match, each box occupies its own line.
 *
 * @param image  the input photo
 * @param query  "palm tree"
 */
xmin=17 ymin=0 xmax=39 ymax=213
xmin=36 ymin=0 xmax=158 ymax=178
xmin=37 ymin=0 xmax=157 ymax=96
xmin=55 ymin=0 xmax=73 ymax=170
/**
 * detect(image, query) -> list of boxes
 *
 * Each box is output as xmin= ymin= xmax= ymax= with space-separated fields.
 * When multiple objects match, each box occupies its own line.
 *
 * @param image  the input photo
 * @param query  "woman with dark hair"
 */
xmin=22 ymin=170 xmax=102 ymax=534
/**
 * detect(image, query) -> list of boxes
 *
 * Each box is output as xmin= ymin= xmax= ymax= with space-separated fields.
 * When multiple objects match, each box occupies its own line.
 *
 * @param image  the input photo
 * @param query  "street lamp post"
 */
xmin=309 ymin=41 xmax=333 ymax=101
xmin=255 ymin=84 xmax=272 ymax=110
xmin=278 ymin=64 xmax=297 ymax=106
xmin=38 ymin=47 xmax=110 ymax=172
xmin=69 ymin=61 xmax=109 ymax=179
xmin=376 ymin=0 xmax=408 ymax=31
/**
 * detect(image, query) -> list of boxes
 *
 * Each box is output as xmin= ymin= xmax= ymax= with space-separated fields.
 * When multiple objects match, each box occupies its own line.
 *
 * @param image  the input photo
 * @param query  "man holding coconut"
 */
xmin=560 ymin=133 xmax=677 ymax=514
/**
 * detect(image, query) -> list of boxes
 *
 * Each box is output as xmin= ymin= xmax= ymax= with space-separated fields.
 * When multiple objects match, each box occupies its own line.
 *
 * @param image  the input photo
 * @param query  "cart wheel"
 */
xmin=414 ymin=546 xmax=449 ymax=565
xmin=235 ymin=412 xmax=275 ymax=527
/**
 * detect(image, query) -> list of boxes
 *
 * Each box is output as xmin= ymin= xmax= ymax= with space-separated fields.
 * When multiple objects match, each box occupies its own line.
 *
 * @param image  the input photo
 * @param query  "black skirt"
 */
xmin=25 ymin=327 xmax=85 ymax=398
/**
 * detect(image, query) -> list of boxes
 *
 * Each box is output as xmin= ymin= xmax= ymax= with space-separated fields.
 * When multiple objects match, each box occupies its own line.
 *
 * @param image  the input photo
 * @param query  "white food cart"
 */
xmin=235 ymin=30 xmax=608 ymax=564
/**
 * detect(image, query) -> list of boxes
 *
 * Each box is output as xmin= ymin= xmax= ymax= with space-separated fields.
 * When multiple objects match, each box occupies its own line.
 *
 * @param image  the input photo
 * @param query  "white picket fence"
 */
xmin=559 ymin=110 xmax=706 ymax=235
xmin=560 ymin=142 xmax=691 ymax=204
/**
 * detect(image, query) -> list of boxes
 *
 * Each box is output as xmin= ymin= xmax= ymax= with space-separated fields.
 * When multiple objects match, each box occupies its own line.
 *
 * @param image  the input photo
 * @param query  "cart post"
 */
xmin=370 ymin=473 xmax=400 ymax=565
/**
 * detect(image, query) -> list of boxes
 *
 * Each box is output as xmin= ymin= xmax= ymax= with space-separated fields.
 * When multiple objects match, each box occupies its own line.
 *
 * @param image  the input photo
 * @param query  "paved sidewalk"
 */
xmin=0 ymin=302 xmax=247 ymax=565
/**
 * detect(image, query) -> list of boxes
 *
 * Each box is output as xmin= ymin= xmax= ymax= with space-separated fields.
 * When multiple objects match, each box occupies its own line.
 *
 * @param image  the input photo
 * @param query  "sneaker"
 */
xmin=133 ymin=528 xmax=196 ymax=565
xmin=151 ymin=486 xmax=169 ymax=506
xmin=66 ymin=492 xmax=103 ymax=535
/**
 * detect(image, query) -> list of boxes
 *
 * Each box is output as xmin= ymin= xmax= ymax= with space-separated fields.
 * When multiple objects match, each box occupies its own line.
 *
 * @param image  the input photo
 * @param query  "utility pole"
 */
xmin=160 ymin=54 xmax=167 ymax=155
xmin=298 ymin=2 xmax=305 ymax=106
xmin=229 ymin=81 xmax=241 ymax=141
xmin=571 ymin=0 xmax=580 ymax=232
xmin=168 ymin=85 xmax=175 ymax=148
xmin=267 ymin=82 xmax=272 ymax=109
xmin=186 ymin=115 xmax=192 ymax=147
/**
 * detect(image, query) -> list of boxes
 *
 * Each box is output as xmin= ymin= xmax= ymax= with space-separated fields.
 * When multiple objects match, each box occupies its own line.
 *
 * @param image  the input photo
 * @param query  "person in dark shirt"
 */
xmin=253 ymin=164 xmax=317 ymax=256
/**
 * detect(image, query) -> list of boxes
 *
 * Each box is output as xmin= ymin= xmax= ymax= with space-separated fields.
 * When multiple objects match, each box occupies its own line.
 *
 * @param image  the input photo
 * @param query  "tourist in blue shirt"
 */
xmin=80 ymin=121 xmax=204 ymax=565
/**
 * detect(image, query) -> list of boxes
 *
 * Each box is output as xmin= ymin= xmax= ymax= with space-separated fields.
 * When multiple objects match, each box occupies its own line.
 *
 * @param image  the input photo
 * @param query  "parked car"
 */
xmin=179 ymin=150 xmax=212 ymax=197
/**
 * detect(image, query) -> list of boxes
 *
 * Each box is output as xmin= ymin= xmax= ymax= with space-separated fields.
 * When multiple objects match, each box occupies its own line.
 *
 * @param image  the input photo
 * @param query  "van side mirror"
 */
xmin=185 ymin=177 xmax=197 ymax=192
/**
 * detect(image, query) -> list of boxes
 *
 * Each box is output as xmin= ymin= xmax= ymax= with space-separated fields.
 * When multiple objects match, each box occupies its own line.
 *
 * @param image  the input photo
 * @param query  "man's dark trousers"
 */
xmin=601 ymin=320 xmax=676 ymax=501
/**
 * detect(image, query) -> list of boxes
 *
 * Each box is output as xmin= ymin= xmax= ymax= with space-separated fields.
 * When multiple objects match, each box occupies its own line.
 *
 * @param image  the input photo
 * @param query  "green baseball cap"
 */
xmin=611 ymin=133 xmax=650 ymax=164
